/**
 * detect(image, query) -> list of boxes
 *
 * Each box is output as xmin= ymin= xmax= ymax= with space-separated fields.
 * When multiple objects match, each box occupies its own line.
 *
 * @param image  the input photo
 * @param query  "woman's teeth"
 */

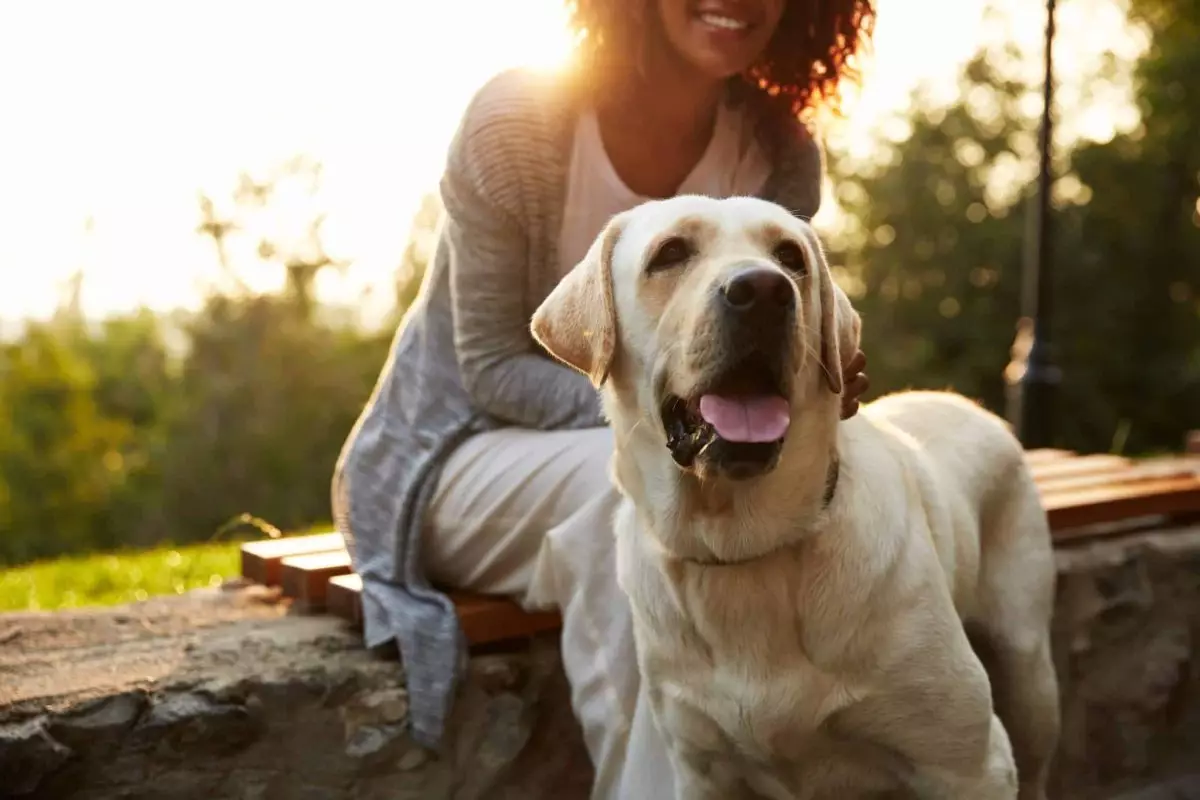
xmin=699 ymin=13 xmax=749 ymax=31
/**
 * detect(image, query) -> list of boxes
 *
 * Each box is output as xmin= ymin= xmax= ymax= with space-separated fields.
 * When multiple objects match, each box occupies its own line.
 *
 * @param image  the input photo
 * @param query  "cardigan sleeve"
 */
xmin=438 ymin=71 xmax=605 ymax=430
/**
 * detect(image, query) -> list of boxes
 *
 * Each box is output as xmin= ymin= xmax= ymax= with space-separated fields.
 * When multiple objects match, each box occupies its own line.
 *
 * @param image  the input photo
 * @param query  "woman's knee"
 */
xmin=424 ymin=426 xmax=616 ymax=591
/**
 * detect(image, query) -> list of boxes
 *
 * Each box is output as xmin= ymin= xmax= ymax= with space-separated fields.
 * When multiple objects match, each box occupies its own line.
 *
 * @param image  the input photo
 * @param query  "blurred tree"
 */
xmin=152 ymin=293 xmax=390 ymax=541
xmin=828 ymin=44 xmax=1036 ymax=420
xmin=828 ymin=0 xmax=1198 ymax=454
xmin=1059 ymin=0 xmax=1200 ymax=450
xmin=141 ymin=157 xmax=412 ymax=542
xmin=0 ymin=323 xmax=135 ymax=563
xmin=197 ymin=155 xmax=347 ymax=319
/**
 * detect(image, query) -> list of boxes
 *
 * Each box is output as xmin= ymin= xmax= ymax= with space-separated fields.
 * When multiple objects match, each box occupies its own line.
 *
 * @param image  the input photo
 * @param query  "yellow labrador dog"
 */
xmin=531 ymin=195 xmax=1060 ymax=800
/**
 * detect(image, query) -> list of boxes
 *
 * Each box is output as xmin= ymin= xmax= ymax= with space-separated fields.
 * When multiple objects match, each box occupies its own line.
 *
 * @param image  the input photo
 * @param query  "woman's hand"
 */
xmin=841 ymin=350 xmax=869 ymax=421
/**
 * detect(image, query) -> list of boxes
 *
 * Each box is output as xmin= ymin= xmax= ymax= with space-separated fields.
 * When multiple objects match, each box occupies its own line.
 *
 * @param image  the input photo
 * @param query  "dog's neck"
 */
xmin=609 ymin=390 xmax=844 ymax=566
xmin=681 ymin=455 xmax=840 ymax=567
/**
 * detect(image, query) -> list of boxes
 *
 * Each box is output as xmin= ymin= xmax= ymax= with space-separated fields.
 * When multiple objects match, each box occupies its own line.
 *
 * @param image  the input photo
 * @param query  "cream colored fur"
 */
xmin=532 ymin=196 xmax=1060 ymax=800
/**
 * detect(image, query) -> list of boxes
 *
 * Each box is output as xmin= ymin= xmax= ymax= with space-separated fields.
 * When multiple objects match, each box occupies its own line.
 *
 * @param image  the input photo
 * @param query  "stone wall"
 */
xmin=1051 ymin=524 xmax=1200 ymax=799
xmin=0 ymin=587 xmax=590 ymax=800
xmin=1 ymin=524 xmax=1198 ymax=799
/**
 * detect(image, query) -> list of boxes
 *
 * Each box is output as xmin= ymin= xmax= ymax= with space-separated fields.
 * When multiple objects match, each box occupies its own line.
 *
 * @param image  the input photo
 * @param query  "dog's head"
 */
xmin=533 ymin=195 xmax=859 ymax=481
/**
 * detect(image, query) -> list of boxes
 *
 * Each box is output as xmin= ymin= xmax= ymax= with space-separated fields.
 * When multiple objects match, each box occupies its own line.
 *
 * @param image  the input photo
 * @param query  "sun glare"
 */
xmin=0 ymin=0 xmax=1145 ymax=326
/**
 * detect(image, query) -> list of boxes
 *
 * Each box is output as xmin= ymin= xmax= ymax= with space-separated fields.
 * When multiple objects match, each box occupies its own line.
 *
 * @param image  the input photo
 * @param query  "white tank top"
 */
xmin=557 ymin=100 xmax=772 ymax=276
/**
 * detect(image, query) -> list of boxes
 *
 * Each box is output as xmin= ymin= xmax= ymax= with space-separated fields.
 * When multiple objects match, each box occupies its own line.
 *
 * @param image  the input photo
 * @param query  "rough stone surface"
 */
xmin=0 ymin=586 xmax=590 ymax=799
xmin=1051 ymin=524 xmax=1200 ymax=799
xmin=1 ymin=524 xmax=1198 ymax=799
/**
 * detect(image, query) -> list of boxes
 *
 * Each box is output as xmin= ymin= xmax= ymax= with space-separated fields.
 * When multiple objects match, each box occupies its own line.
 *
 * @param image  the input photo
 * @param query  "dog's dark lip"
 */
xmin=661 ymin=394 xmax=715 ymax=468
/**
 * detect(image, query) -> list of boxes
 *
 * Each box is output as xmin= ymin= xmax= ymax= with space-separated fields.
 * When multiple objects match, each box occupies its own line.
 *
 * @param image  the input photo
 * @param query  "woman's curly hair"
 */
xmin=565 ymin=0 xmax=875 ymax=123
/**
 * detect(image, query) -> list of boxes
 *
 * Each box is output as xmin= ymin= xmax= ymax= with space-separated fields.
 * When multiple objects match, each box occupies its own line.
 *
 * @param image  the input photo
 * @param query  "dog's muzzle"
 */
xmin=660 ymin=265 xmax=797 ymax=480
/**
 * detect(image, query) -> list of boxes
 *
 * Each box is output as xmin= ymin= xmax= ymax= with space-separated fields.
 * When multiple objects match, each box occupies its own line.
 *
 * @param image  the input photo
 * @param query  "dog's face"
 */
xmin=533 ymin=195 xmax=859 ymax=481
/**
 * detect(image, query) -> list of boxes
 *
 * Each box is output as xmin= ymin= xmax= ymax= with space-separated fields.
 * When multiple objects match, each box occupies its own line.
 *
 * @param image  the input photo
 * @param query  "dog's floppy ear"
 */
xmin=805 ymin=228 xmax=861 ymax=395
xmin=531 ymin=218 xmax=625 ymax=388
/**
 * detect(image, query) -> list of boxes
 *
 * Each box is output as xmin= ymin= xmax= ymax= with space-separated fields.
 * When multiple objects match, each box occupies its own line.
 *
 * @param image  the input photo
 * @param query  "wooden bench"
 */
xmin=241 ymin=535 xmax=562 ymax=647
xmin=240 ymin=449 xmax=1200 ymax=647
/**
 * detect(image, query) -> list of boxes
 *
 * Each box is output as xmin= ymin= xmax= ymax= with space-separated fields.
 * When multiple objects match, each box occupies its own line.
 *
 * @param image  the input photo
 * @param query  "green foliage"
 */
xmin=0 ymin=163 xmax=408 ymax=568
xmin=829 ymin=0 xmax=1199 ymax=453
xmin=0 ymin=541 xmax=240 ymax=611
xmin=829 ymin=85 xmax=1029 ymax=416
xmin=0 ymin=321 xmax=140 ymax=561
xmin=0 ymin=289 xmax=395 ymax=568
xmin=152 ymin=294 xmax=392 ymax=544
xmin=1060 ymin=0 xmax=1200 ymax=450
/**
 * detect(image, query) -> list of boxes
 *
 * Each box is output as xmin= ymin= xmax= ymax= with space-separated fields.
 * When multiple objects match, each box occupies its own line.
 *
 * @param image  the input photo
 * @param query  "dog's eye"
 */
xmin=773 ymin=241 xmax=807 ymax=275
xmin=647 ymin=237 xmax=693 ymax=273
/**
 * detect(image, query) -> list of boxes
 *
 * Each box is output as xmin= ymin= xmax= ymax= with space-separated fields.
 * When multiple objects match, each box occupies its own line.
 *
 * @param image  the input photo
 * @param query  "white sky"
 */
xmin=0 ymin=0 xmax=1145 ymax=324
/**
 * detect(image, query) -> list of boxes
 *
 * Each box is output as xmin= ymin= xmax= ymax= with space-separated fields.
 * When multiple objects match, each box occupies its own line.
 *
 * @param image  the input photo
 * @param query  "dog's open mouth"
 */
xmin=660 ymin=355 xmax=790 ymax=476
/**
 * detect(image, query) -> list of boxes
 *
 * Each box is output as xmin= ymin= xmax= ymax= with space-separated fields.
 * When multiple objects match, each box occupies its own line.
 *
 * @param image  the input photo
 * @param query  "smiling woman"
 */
xmin=570 ymin=0 xmax=871 ymax=118
xmin=332 ymin=0 xmax=872 ymax=796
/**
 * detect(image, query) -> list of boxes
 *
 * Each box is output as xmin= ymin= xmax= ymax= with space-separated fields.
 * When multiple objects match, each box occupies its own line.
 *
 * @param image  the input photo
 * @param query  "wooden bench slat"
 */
xmin=453 ymin=592 xmax=562 ymax=645
xmin=1029 ymin=454 xmax=1130 ymax=483
xmin=240 ymin=532 xmax=344 ymax=586
xmin=323 ymin=572 xmax=561 ymax=646
xmin=280 ymin=550 xmax=353 ymax=611
xmin=1038 ymin=461 xmax=1199 ymax=497
xmin=1023 ymin=449 xmax=1075 ymax=466
xmin=1046 ymin=475 xmax=1200 ymax=535
xmin=327 ymin=573 xmax=363 ymax=626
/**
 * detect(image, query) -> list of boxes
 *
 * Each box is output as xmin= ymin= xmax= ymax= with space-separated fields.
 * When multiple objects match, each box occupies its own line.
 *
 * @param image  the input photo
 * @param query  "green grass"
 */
xmin=0 ymin=541 xmax=243 ymax=612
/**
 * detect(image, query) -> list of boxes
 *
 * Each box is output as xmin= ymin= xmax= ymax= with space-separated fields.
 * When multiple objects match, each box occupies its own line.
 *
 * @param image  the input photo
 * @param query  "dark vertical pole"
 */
xmin=1005 ymin=0 xmax=1061 ymax=447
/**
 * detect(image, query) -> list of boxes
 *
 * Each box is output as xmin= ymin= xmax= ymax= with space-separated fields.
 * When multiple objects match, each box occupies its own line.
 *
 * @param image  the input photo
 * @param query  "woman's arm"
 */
xmin=440 ymin=179 xmax=604 ymax=430
xmin=437 ymin=72 xmax=605 ymax=430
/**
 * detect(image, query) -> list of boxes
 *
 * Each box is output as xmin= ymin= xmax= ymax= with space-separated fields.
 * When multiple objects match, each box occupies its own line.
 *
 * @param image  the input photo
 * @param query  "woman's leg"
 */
xmin=426 ymin=427 xmax=615 ymax=604
xmin=426 ymin=427 xmax=672 ymax=799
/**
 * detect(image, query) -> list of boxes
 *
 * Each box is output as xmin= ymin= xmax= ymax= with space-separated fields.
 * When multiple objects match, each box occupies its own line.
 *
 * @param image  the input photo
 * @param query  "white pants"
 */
xmin=426 ymin=427 xmax=674 ymax=800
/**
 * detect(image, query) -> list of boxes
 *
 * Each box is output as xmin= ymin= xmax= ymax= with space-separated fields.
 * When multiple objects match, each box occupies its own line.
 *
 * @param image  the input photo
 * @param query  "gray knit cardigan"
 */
xmin=331 ymin=66 xmax=824 ymax=748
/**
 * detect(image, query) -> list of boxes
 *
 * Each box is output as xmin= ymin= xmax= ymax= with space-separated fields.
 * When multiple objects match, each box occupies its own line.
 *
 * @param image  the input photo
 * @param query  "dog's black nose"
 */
xmin=721 ymin=267 xmax=794 ymax=313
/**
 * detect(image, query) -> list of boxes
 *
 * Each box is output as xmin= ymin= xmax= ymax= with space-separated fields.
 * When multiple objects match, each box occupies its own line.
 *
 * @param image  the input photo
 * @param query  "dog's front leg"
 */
xmin=966 ymin=713 xmax=1019 ymax=800
xmin=909 ymin=714 xmax=1018 ymax=800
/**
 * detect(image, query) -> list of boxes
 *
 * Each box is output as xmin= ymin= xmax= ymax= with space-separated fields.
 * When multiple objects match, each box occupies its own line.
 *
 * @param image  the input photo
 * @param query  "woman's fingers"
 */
xmin=840 ymin=351 xmax=869 ymax=420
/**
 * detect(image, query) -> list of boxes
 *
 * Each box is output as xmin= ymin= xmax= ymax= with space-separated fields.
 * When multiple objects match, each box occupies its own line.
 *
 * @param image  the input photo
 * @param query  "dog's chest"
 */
xmin=634 ymin=559 xmax=868 ymax=760
xmin=672 ymin=643 xmax=857 ymax=756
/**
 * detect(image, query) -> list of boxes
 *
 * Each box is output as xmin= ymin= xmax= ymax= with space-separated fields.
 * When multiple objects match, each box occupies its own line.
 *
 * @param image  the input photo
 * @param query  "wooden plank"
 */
xmin=1029 ymin=454 xmax=1130 ymax=483
xmin=322 ymin=572 xmax=562 ymax=646
xmin=327 ymin=573 xmax=363 ymax=626
xmin=240 ymin=532 xmax=344 ymax=586
xmin=1039 ymin=461 xmax=1198 ymax=497
xmin=280 ymin=550 xmax=352 ymax=611
xmin=453 ymin=592 xmax=562 ymax=646
xmin=1023 ymin=449 xmax=1075 ymax=466
xmin=1046 ymin=475 xmax=1200 ymax=535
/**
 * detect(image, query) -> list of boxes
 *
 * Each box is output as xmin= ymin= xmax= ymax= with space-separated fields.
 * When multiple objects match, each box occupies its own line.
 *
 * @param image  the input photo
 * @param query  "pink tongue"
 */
xmin=698 ymin=394 xmax=791 ymax=443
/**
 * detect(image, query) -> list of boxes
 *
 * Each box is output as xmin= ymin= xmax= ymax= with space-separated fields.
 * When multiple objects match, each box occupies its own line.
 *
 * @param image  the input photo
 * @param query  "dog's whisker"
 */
xmin=798 ymin=336 xmax=839 ymax=389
